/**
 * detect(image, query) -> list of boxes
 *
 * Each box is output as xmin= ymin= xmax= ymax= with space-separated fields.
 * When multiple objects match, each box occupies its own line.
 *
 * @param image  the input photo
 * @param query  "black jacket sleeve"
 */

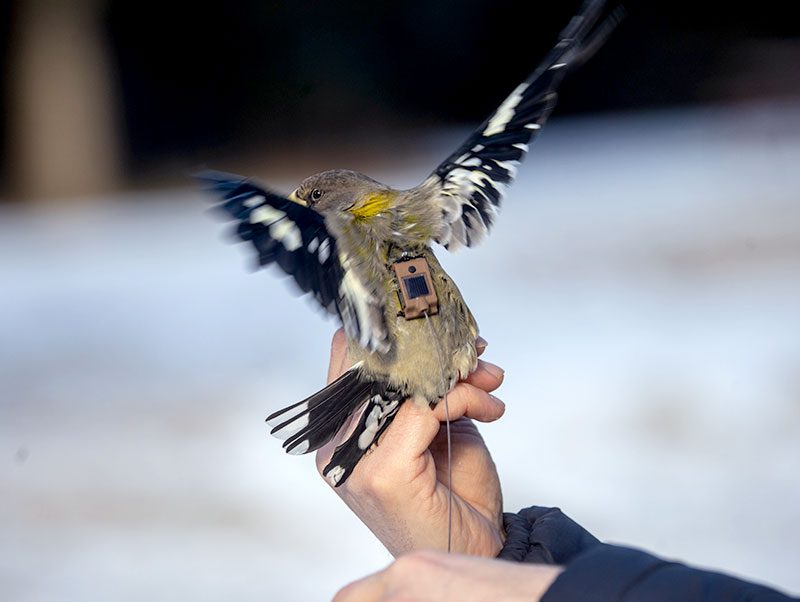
xmin=498 ymin=506 xmax=797 ymax=601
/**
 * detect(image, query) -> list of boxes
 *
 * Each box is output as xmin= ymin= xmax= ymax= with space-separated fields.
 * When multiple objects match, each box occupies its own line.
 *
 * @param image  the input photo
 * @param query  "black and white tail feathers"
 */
xmin=266 ymin=364 xmax=404 ymax=486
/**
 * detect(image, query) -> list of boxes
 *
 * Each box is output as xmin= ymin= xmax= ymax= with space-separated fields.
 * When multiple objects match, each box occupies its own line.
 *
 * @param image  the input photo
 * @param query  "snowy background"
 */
xmin=2 ymin=104 xmax=800 ymax=599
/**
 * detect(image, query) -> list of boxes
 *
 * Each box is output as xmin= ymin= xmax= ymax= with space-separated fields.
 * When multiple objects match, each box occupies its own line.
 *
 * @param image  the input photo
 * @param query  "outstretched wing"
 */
xmin=424 ymin=0 xmax=620 ymax=250
xmin=199 ymin=171 xmax=390 ymax=353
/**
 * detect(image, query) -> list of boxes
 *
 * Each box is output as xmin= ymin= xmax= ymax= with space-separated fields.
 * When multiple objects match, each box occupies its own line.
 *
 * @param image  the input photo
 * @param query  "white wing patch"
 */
xmin=425 ymin=74 xmax=554 ymax=250
xmin=423 ymin=0 xmax=614 ymax=252
xmin=318 ymin=238 xmax=331 ymax=264
xmin=203 ymin=171 xmax=364 ymax=344
xmin=357 ymin=396 xmax=400 ymax=450
xmin=269 ymin=220 xmax=302 ymax=251
xmin=326 ymin=465 xmax=346 ymax=486
xmin=249 ymin=205 xmax=282 ymax=224
xmin=483 ymin=83 xmax=529 ymax=137
xmin=250 ymin=205 xmax=303 ymax=252
xmin=338 ymin=254 xmax=390 ymax=354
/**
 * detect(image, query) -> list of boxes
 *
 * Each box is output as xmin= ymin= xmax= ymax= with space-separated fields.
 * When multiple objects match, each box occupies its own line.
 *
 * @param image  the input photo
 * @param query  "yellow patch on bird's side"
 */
xmin=350 ymin=191 xmax=393 ymax=219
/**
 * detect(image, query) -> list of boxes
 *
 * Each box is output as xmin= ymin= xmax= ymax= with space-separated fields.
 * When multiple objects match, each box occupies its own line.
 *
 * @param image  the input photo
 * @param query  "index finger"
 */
xmin=462 ymin=359 xmax=504 ymax=393
xmin=327 ymin=328 xmax=352 ymax=384
xmin=476 ymin=335 xmax=488 ymax=356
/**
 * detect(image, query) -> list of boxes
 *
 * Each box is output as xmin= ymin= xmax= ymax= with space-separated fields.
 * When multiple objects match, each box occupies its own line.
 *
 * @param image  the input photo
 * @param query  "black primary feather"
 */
xmin=198 ymin=170 xmax=389 ymax=352
xmin=428 ymin=0 xmax=623 ymax=251
xmin=198 ymin=170 xmax=342 ymax=310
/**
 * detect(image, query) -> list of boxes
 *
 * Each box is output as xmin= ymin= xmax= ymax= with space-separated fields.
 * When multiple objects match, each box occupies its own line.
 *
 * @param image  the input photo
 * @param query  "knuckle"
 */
xmin=332 ymin=582 xmax=356 ymax=602
xmin=362 ymin=469 xmax=396 ymax=499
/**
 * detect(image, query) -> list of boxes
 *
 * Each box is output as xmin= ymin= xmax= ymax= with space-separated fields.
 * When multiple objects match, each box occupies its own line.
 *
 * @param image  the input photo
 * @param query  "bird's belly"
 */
xmin=350 ymin=253 xmax=478 ymax=403
xmin=384 ymin=315 xmax=477 ymax=402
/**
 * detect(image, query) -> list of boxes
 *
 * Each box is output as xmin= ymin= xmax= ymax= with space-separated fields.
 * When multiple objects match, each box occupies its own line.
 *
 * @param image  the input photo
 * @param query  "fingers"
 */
xmin=319 ymin=333 xmax=504 ymax=480
xmin=432 ymin=382 xmax=505 ymax=424
xmin=463 ymin=359 xmax=504 ymax=393
xmin=327 ymin=328 xmax=351 ymax=384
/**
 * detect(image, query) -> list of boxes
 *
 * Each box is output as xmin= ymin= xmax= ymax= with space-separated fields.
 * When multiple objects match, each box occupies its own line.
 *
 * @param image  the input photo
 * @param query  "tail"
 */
xmin=266 ymin=363 xmax=404 ymax=486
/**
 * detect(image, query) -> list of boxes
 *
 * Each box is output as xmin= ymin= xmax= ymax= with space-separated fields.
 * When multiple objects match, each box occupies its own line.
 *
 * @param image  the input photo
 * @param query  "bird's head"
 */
xmin=289 ymin=169 xmax=395 ymax=220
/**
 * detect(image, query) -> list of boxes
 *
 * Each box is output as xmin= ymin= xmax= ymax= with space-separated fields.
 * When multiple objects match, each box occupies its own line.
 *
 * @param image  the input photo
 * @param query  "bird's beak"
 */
xmin=288 ymin=189 xmax=307 ymax=206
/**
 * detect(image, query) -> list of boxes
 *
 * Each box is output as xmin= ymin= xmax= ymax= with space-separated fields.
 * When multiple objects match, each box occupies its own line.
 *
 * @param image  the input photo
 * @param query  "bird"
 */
xmin=200 ymin=0 xmax=620 ymax=486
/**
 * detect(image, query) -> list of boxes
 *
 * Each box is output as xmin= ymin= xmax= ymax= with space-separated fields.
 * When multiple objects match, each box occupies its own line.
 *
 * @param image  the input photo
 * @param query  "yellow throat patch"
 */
xmin=350 ymin=191 xmax=393 ymax=220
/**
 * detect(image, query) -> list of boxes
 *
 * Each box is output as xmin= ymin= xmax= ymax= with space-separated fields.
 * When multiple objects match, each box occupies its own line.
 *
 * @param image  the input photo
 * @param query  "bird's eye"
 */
xmin=311 ymin=189 xmax=323 ymax=201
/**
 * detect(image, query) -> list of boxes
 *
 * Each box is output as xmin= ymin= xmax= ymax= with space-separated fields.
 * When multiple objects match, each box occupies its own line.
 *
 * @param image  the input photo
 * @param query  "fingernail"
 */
xmin=483 ymin=362 xmax=504 ymax=380
xmin=489 ymin=394 xmax=505 ymax=410
xmin=476 ymin=336 xmax=488 ymax=351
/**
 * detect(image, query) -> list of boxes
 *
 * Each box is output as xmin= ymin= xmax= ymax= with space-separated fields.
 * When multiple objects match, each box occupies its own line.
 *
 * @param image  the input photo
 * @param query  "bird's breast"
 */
xmin=350 ymin=247 xmax=478 ymax=402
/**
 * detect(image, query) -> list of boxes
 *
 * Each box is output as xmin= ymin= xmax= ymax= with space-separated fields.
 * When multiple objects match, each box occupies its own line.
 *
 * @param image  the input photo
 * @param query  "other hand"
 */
xmin=333 ymin=551 xmax=563 ymax=602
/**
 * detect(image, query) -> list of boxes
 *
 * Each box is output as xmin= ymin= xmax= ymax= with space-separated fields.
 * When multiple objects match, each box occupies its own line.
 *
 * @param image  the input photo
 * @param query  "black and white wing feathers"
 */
xmin=426 ymin=0 xmax=618 ymax=250
xmin=199 ymin=171 xmax=390 ymax=353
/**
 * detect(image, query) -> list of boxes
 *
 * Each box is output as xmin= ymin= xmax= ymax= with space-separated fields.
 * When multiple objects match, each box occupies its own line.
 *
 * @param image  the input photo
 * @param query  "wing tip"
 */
xmin=193 ymin=169 xmax=248 ymax=192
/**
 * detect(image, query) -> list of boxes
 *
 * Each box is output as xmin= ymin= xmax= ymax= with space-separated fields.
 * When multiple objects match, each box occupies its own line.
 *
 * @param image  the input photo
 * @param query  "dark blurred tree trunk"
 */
xmin=6 ymin=0 xmax=122 ymax=202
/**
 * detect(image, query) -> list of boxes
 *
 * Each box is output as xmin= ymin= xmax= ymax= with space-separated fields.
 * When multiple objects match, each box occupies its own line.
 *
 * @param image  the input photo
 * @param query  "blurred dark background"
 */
xmin=1 ymin=0 xmax=798 ymax=200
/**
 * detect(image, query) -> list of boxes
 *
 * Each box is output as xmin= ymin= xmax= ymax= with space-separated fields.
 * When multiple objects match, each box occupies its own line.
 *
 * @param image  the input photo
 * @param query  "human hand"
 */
xmin=333 ymin=551 xmax=562 ymax=602
xmin=316 ymin=329 xmax=506 ymax=557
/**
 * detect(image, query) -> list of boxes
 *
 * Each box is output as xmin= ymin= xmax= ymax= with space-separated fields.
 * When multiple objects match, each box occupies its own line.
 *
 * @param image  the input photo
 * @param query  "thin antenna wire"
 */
xmin=423 ymin=310 xmax=453 ymax=553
